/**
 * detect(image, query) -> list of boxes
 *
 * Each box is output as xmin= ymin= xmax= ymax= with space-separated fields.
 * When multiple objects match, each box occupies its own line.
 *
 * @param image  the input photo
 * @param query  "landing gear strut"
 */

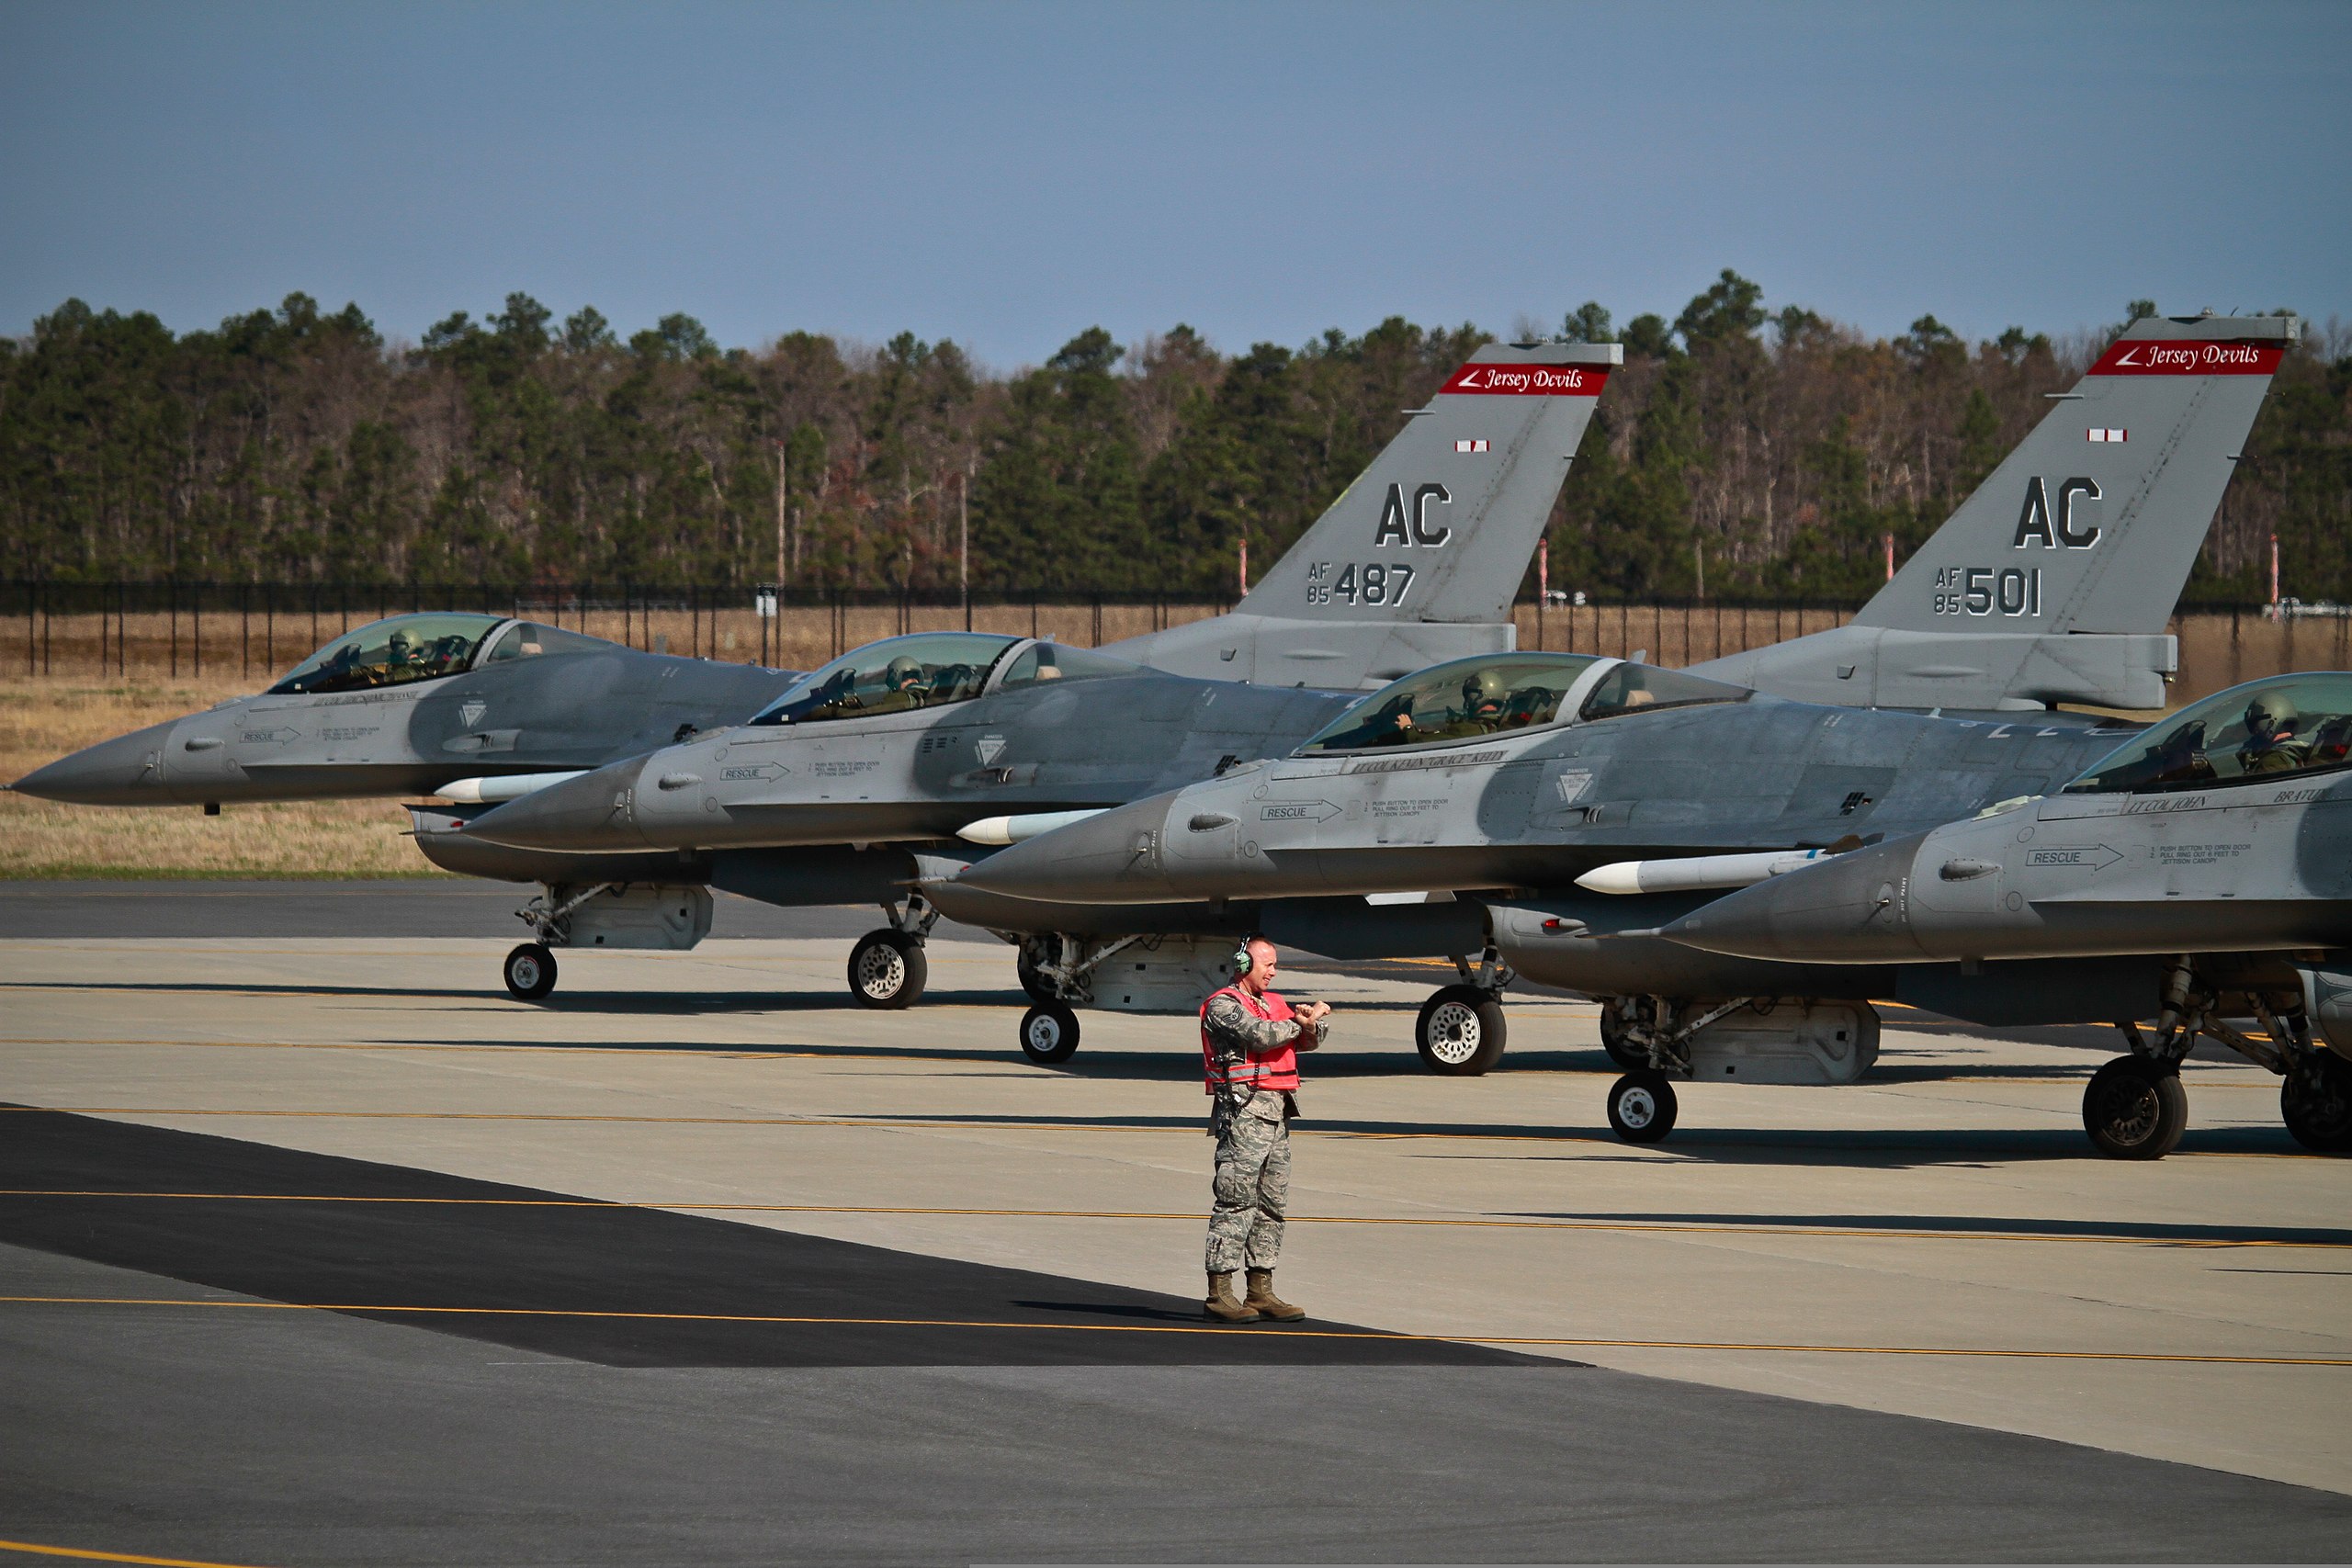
xmin=848 ymin=895 xmax=939 ymax=1010
xmin=1414 ymin=947 xmax=1512 ymax=1075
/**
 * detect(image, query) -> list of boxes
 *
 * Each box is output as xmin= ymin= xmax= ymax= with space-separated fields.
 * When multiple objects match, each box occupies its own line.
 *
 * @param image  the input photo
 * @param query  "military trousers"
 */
xmin=1205 ymin=1089 xmax=1290 ymax=1273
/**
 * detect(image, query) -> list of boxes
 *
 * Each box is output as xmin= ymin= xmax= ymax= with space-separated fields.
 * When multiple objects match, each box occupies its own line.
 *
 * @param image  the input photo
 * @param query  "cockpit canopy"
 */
xmin=1296 ymin=653 xmax=1749 ymax=756
xmin=267 ymin=614 xmax=616 ymax=695
xmin=2064 ymin=673 xmax=2352 ymax=795
xmin=751 ymin=633 xmax=1022 ymax=727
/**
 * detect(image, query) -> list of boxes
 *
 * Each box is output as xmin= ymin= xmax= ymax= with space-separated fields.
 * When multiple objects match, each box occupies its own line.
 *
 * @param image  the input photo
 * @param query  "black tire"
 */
xmin=1607 ymin=1071 xmax=1678 ymax=1144
xmin=1416 ymin=985 xmax=1508 ymax=1076
xmin=503 ymin=942 xmax=557 ymax=1001
xmin=1014 ymin=943 xmax=1058 ymax=1005
xmin=2281 ymin=1053 xmax=2352 ymax=1153
xmin=847 ymin=930 xmax=926 ymax=1010
xmin=2082 ymin=1055 xmax=2188 ymax=1159
xmin=1598 ymin=1000 xmax=1648 ymax=1071
xmin=1018 ymin=1002 xmax=1080 ymax=1065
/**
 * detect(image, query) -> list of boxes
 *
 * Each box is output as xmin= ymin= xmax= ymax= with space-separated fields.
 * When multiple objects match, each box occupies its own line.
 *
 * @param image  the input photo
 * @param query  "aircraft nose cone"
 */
xmin=460 ymin=760 xmax=650 ymax=851
xmin=9 ymin=718 xmax=180 ymax=804
xmin=953 ymin=793 xmax=1182 ymax=906
xmin=1657 ymin=834 xmax=1928 ymax=962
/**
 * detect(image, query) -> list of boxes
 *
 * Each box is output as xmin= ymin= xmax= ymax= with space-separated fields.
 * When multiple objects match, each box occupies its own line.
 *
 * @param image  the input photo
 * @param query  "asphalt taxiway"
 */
xmin=1 ymin=886 xmax=2348 ymax=1564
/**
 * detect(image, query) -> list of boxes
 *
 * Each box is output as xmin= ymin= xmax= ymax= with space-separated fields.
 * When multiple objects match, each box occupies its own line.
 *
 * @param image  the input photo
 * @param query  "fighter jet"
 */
xmin=1655 ymin=671 xmax=2352 ymax=1157
xmin=424 ymin=341 xmax=1625 ymax=1000
xmin=936 ymin=649 xmax=2143 ymax=1066
xmin=9 ymin=614 xmax=791 ymax=807
xmin=453 ymin=312 xmax=2293 ymax=1030
xmin=930 ymin=311 xmax=2308 ymax=1077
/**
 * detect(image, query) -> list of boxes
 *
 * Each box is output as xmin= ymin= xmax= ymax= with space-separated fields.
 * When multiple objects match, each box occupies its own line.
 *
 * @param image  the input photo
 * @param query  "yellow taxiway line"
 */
xmin=0 ymin=1189 xmax=2339 ymax=1250
xmin=0 ymin=1103 xmax=2304 ymax=1157
xmin=0 ymin=1538 xmax=272 ymax=1568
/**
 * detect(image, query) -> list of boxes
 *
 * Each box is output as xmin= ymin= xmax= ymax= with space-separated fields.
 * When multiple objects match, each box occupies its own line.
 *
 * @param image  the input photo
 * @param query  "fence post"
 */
xmin=169 ymin=581 xmax=178 ymax=677
xmin=193 ymin=581 xmax=202 ymax=676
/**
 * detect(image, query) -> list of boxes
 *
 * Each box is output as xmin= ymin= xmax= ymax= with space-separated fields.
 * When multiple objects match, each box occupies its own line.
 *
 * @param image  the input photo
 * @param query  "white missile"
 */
xmin=434 ymin=771 xmax=590 ymax=804
xmin=957 ymin=807 xmax=1109 ymax=846
xmin=1576 ymin=847 xmax=1839 ymax=897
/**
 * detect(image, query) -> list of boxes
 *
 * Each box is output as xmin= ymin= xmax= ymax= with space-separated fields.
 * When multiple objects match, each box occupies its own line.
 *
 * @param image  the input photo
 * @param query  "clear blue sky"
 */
xmin=4 ymin=0 xmax=2346 ymax=367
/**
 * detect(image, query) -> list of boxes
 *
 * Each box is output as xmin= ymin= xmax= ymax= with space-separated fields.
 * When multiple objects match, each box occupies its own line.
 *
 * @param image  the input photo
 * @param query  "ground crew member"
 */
xmin=1200 ymin=934 xmax=1329 ymax=1324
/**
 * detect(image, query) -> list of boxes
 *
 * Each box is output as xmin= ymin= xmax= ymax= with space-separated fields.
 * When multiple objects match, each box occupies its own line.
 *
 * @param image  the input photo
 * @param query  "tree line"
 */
xmin=2 ymin=274 xmax=2343 ymax=603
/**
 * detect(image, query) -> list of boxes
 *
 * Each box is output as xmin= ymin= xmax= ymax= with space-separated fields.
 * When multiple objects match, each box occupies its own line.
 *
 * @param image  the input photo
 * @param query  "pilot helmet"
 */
xmin=886 ymin=655 xmax=923 ymax=690
xmin=1461 ymin=667 xmax=1507 ymax=710
xmin=2245 ymin=690 xmax=2298 ymax=738
xmin=388 ymin=629 xmax=416 ymax=659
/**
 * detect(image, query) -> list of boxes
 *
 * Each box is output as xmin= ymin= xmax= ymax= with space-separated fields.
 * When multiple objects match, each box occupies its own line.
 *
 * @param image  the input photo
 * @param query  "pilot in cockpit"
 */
xmin=2238 ymin=692 xmax=2310 ymax=774
xmin=1428 ymin=669 xmax=1508 ymax=739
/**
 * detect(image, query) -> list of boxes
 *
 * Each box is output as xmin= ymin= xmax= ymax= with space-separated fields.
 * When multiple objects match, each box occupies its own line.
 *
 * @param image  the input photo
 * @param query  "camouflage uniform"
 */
xmin=1203 ymin=990 xmax=1326 ymax=1273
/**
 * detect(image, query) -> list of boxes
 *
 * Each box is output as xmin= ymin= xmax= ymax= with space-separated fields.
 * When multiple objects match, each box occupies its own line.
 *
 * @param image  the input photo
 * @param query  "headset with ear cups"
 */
xmin=1230 ymin=944 xmax=1254 ymax=978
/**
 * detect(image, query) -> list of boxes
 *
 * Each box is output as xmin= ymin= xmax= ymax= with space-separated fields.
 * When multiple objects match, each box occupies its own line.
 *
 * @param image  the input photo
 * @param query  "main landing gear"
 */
xmin=1413 ymin=947 xmax=1512 ymax=1076
xmin=847 ymin=895 xmax=939 ymax=1010
xmin=2085 ymin=958 xmax=2352 ymax=1159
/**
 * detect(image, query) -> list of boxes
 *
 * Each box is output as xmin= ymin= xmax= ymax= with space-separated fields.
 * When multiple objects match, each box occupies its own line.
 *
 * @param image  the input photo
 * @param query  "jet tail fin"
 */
xmin=1694 ymin=314 xmax=2298 ymax=709
xmin=1109 ymin=342 xmax=1620 ymax=687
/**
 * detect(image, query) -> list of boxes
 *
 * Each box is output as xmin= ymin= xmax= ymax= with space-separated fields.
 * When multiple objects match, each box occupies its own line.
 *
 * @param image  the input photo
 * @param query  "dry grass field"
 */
xmin=0 ymin=678 xmax=440 ymax=878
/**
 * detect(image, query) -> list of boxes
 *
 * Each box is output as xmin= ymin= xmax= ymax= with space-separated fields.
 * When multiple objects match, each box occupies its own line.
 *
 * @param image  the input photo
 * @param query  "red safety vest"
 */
xmin=1200 ymin=984 xmax=1301 ymax=1095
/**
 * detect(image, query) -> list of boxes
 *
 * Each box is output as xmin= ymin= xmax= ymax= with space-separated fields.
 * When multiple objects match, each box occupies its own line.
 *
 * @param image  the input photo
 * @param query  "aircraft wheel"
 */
xmin=848 ymin=930 xmax=927 ymax=1010
xmin=1014 ymin=942 xmax=1057 ymax=1005
xmin=1018 ymin=1003 xmax=1080 ymax=1065
xmin=2082 ymin=1055 xmax=2188 ymax=1159
xmin=503 ymin=942 xmax=558 ymax=1001
xmin=2281 ymin=1053 xmax=2352 ymax=1153
xmin=1607 ymin=1071 xmax=1678 ymax=1145
xmin=1416 ymin=985 xmax=1507 ymax=1076
xmin=1598 ymin=999 xmax=1647 ymax=1070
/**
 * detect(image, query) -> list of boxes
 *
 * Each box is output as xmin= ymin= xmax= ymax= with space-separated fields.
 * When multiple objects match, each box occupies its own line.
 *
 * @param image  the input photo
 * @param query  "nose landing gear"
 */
xmin=1606 ymin=1070 xmax=1678 ymax=1144
xmin=503 ymin=942 xmax=558 ymax=1000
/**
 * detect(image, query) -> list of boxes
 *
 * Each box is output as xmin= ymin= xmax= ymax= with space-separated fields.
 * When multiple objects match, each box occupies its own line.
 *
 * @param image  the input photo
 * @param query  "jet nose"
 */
xmin=1657 ymin=834 xmax=1930 ymax=962
xmin=459 ymin=759 xmax=651 ymax=851
xmin=952 ymin=793 xmax=1182 ymax=905
xmin=9 ymin=718 xmax=181 ymax=805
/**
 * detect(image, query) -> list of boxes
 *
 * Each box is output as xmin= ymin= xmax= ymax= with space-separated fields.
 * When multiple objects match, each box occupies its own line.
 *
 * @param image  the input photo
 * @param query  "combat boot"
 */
xmin=1244 ymin=1269 xmax=1305 ymax=1321
xmin=1204 ymin=1270 xmax=1260 ymax=1323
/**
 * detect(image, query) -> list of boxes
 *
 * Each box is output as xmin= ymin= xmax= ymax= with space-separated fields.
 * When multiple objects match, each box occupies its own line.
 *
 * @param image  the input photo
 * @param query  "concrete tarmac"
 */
xmin=1 ymin=891 xmax=2348 ymax=1563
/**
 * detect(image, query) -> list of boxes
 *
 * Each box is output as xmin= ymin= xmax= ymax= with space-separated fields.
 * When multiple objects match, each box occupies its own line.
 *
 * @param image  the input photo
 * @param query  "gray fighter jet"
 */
xmin=930 ymin=313 xmax=2308 ymax=1079
xmin=424 ymin=341 xmax=1624 ymax=1000
xmin=936 ymin=649 xmax=2143 ymax=1060
xmin=9 ymin=614 xmax=791 ymax=807
xmin=1655 ymin=671 xmax=2352 ymax=1157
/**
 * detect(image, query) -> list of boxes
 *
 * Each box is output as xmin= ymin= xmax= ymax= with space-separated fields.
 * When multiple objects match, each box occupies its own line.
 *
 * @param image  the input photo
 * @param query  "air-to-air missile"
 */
xmin=1654 ymin=671 xmax=2352 ymax=1158
xmin=451 ymin=312 xmax=2291 ymax=1031
xmin=10 ymin=613 xmax=793 ymax=807
xmin=936 ymin=650 xmax=2143 ymax=1069
xmin=424 ymin=340 xmax=1625 ymax=1000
